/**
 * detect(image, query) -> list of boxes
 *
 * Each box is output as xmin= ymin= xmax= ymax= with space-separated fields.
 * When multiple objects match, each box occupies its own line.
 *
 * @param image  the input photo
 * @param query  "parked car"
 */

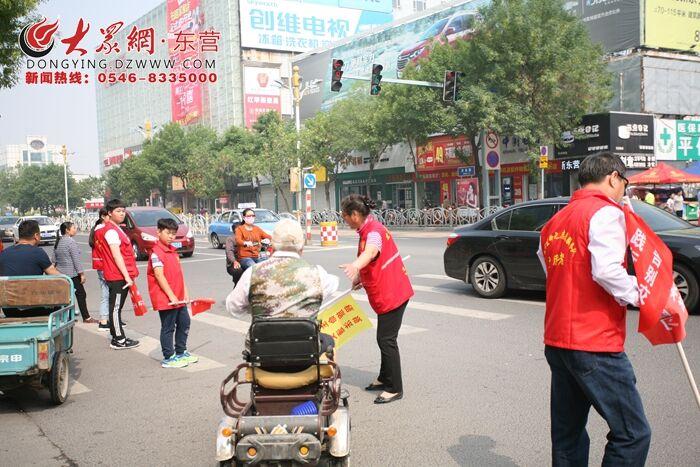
xmin=396 ymin=12 xmax=477 ymax=75
xmin=444 ymin=198 xmax=700 ymax=313
xmin=12 ymin=216 xmax=59 ymax=245
xmin=0 ymin=216 xmax=19 ymax=242
xmin=123 ymin=207 xmax=194 ymax=260
xmin=208 ymin=209 xmax=280 ymax=249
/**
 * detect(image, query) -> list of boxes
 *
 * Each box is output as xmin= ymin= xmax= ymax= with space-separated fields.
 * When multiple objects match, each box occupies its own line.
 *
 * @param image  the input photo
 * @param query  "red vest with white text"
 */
xmin=95 ymin=222 xmax=139 ymax=281
xmin=540 ymin=189 xmax=627 ymax=352
xmin=358 ymin=217 xmax=414 ymax=314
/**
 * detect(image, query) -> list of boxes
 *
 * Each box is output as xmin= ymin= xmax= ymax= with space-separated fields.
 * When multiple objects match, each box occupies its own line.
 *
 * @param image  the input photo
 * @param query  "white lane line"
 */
xmin=351 ymin=294 xmax=511 ymax=321
xmin=499 ymin=299 xmax=545 ymax=307
xmin=69 ymin=380 xmax=92 ymax=395
xmin=193 ymin=312 xmax=250 ymax=334
xmin=76 ymin=322 xmax=225 ymax=373
xmin=415 ymin=274 xmax=461 ymax=282
xmin=366 ymin=318 xmax=426 ymax=335
xmin=413 ymin=285 xmax=544 ymax=307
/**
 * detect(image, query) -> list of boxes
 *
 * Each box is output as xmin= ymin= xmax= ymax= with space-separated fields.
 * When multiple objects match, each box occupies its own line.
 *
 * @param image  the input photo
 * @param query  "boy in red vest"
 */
xmin=538 ymin=152 xmax=650 ymax=466
xmin=94 ymin=199 xmax=140 ymax=350
xmin=147 ymin=218 xmax=198 ymax=369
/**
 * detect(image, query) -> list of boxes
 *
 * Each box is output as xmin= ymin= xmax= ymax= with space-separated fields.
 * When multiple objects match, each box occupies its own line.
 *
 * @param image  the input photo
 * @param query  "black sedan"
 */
xmin=444 ymin=198 xmax=700 ymax=313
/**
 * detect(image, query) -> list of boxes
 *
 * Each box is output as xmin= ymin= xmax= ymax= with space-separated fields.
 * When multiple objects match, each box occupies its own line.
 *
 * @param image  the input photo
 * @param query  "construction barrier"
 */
xmin=320 ymin=221 xmax=338 ymax=247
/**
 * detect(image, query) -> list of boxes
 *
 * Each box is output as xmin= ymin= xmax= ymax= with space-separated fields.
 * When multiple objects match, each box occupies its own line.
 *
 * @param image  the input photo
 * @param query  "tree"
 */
xmin=143 ymin=122 xmax=190 ymax=206
xmin=74 ymin=176 xmax=105 ymax=202
xmin=186 ymin=125 xmax=223 ymax=200
xmin=0 ymin=1 xmax=41 ymax=89
xmin=416 ymin=0 xmax=611 ymax=202
xmin=107 ymin=155 xmax=161 ymax=205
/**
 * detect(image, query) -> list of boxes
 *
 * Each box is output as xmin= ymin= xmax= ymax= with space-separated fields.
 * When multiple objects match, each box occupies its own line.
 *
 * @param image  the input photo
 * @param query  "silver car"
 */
xmin=12 ymin=216 xmax=59 ymax=245
xmin=0 ymin=216 xmax=19 ymax=242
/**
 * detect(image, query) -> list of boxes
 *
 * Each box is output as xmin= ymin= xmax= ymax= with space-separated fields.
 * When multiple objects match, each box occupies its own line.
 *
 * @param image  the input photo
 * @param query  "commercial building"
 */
xmin=0 ymin=136 xmax=64 ymax=171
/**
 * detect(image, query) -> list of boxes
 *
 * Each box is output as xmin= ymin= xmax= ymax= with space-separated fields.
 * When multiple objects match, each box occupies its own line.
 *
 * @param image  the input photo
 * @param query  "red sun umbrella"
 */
xmin=628 ymin=162 xmax=700 ymax=185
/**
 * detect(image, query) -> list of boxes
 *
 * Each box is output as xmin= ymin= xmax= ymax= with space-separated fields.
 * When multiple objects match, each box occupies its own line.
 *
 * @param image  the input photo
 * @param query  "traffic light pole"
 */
xmin=343 ymin=74 xmax=443 ymax=89
xmin=61 ymin=145 xmax=69 ymax=215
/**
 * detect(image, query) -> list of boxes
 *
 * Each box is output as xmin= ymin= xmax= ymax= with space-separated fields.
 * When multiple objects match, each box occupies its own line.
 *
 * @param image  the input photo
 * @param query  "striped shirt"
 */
xmin=358 ymin=216 xmax=383 ymax=252
xmin=53 ymin=236 xmax=83 ymax=277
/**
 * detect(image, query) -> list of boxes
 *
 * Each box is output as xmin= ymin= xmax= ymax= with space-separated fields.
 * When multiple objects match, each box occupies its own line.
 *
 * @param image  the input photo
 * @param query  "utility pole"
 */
xmin=61 ymin=145 xmax=69 ymax=215
xmin=292 ymin=65 xmax=302 ymax=224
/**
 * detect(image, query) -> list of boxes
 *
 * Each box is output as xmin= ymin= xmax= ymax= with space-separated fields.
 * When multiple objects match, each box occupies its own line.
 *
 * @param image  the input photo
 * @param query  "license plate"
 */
xmin=41 ymin=232 xmax=52 ymax=237
xmin=173 ymin=242 xmax=182 ymax=249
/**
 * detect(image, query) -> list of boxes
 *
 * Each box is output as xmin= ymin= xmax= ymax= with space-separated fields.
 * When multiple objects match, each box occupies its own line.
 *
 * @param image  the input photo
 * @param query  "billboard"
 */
xmin=167 ymin=0 xmax=204 ymax=125
xmin=239 ymin=0 xmax=393 ymax=52
xmin=417 ymin=135 xmax=473 ymax=171
xmin=243 ymin=66 xmax=282 ymax=128
xmin=563 ymin=0 xmax=641 ymax=53
xmin=645 ymin=0 xmax=700 ymax=52
xmin=676 ymin=120 xmax=700 ymax=161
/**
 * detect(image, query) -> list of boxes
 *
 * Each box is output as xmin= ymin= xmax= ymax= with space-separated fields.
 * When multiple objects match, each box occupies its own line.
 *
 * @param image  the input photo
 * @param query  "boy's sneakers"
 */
xmin=110 ymin=338 xmax=140 ymax=350
xmin=98 ymin=322 xmax=110 ymax=332
xmin=161 ymin=354 xmax=189 ymax=368
xmin=176 ymin=351 xmax=199 ymax=365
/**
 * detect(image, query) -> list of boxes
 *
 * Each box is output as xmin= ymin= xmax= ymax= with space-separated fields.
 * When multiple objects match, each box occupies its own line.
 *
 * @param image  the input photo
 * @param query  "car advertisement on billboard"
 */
xmin=239 ymin=0 xmax=393 ymax=53
xmin=644 ymin=0 xmax=700 ymax=53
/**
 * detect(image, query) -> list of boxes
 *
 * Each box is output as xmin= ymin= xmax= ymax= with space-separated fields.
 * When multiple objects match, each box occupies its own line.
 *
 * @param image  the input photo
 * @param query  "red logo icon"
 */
xmin=19 ymin=17 xmax=59 ymax=57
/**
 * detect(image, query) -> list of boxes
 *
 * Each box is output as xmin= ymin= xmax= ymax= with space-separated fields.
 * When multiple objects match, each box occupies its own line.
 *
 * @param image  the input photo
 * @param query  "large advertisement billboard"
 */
xmin=563 ymin=0 xmax=640 ymax=53
xmin=645 ymin=0 xmax=700 ymax=52
xmin=243 ymin=66 xmax=282 ymax=128
xmin=239 ymin=0 xmax=393 ymax=53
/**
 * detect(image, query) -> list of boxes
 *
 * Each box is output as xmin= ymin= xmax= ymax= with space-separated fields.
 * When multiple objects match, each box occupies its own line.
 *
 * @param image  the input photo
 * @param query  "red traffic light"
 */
xmin=333 ymin=59 xmax=344 ymax=70
xmin=331 ymin=58 xmax=344 ymax=92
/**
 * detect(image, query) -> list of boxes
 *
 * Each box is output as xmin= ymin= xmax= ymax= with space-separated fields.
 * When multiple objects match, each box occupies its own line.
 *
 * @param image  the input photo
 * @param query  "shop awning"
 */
xmin=628 ymin=162 xmax=700 ymax=185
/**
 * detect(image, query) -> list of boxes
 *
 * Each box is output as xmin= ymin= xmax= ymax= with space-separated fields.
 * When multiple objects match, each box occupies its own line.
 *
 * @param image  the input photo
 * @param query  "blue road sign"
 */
xmin=458 ymin=166 xmax=475 ymax=177
xmin=304 ymin=173 xmax=317 ymax=189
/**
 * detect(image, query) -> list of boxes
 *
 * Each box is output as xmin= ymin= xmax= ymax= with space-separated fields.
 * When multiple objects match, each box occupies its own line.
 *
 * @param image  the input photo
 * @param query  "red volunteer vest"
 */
xmin=94 ymin=222 xmax=139 ymax=281
xmin=358 ymin=217 xmax=414 ymax=314
xmin=91 ymin=225 xmax=104 ymax=271
xmin=540 ymin=189 xmax=627 ymax=352
xmin=147 ymin=241 xmax=185 ymax=311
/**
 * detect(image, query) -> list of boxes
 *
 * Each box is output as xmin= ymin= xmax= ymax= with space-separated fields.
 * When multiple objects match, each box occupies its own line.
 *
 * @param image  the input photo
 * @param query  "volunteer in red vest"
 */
xmin=89 ymin=208 xmax=111 ymax=331
xmin=538 ymin=152 xmax=651 ymax=466
xmin=340 ymin=194 xmax=413 ymax=404
xmin=94 ymin=199 xmax=140 ymax=350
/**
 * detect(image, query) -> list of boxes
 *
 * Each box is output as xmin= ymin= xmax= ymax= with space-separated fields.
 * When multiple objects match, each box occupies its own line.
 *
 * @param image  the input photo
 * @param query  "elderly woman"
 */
xmin=226 ymin=219 xmax=339 ymax=319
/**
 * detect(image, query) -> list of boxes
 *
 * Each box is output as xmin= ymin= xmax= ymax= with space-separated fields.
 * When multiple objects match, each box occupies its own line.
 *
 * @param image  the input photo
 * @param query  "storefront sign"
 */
xmin=501 ymin=162 xmax=530 ymax=176
xmin=645 ymin=0 xmax=700 ymax=53
xmin=676 ymin=120 xmax=700 ymax=161
xmin=417 ymin=135 xmax=472 ymax=171
xmin=619 ymin=154 xmax=656 ymax=169
xmin=655 ymin=118 xmax=676 ymax=161
xmin=458 ymin=166 xmax=475 ymax=177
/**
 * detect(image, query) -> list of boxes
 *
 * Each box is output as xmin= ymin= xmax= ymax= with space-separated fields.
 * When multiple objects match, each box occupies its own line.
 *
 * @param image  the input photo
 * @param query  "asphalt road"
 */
xmin=1 ymin=232 xmax=699 ymax=466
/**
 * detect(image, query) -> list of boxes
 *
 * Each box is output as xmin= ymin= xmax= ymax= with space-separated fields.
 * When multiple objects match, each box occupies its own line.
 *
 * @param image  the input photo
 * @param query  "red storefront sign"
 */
xmin=85 ymin=200 xmax=104 ymax=210
xmin=417 ymin=135 xmax=473 ymax=171
xmin=167 ymin=0 xmax=203 ymax=125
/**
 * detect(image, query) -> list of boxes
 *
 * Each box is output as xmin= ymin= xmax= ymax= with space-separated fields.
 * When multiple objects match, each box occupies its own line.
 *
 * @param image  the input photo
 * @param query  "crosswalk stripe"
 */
xmin=69 ymin=380 xmax=91 ymax=395
xmin=76 ymin=322 xmax=226 ymax=373
xmin=351 ymin=294 xmax=511 ymax=321
xmin=415 ymin=274 xmax=461 ymax=282
xmin=412 ymin=284 xmax=465 ymax=296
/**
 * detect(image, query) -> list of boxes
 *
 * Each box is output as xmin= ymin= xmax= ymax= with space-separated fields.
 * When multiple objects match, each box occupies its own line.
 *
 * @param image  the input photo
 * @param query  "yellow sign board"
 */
xmin=313 ymin=165 xmax=327 ymax=183
xmin=317 ymin=294 xmax=373 ymax=349
xmin=290 ymin=167 xmax=300 ymax=193
xmin=539 ymin=156 xmax=548 ymax=169
xmin=645 ymin=0 xmax=700 ymax=52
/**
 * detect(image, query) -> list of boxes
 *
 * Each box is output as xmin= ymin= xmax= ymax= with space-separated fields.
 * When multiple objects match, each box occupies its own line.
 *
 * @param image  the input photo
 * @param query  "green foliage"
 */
xmin=73 ymin=176 xmax=105 ymax=201
xmin=0 ymin=164 xmax=80 ymax=214
xmin=0 ymin=0 xmax=41 ymax=89
xmin=185 ymin=125 xmax=222 ymax=199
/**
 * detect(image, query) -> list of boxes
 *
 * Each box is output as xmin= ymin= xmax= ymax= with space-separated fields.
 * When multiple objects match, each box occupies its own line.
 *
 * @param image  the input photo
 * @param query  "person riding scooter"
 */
xmin=234 ymin=208 xmax=272 ymax=271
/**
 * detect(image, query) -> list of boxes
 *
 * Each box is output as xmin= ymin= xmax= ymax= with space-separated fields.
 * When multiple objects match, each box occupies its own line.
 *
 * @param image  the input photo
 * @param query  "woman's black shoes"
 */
xmin=374 ymin=392 xmax=403 ymax=404
xmin=364 ymin=382 xmax=386 ymax=391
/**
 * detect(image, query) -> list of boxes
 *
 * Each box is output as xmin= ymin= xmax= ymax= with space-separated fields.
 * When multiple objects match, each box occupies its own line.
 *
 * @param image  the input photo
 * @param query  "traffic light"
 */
xmin=442 ymin=70 xmax=460 ymax=102
xmin=370 ymin=64 xmax=383 ymax=95
xmin=331 ymin=59 xmax=344 ymax=92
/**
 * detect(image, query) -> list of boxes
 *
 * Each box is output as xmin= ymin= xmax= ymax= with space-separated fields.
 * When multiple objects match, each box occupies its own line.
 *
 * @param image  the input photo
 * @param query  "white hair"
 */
xmin=272 ymin=219 xmax=304 ymax=253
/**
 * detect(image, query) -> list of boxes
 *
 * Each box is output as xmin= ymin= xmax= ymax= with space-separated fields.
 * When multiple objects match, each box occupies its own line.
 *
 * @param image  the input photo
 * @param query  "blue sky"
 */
xmin=0 ymin=0 xmax=164 ymax=175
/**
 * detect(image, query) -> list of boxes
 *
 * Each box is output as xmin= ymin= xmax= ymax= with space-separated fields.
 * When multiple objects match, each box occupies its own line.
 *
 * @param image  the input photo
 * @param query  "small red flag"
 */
xmin=190 ymin=298 xmax=215 ymax=315
xmin=129 ymin=284 xmax=149 ymax=317
xmin=624 ymin=207 xmax=688 ymax=345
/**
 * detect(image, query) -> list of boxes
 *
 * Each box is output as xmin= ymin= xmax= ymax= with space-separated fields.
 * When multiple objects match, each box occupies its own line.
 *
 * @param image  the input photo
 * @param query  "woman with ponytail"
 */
xmin=54 ymin=221 xmax=96 ymax=323
xmin=339 ymin=194 xmax=414 ymax=404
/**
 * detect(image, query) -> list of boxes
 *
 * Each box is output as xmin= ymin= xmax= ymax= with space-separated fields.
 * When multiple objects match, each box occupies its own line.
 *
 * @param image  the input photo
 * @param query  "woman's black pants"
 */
xmin=376 ymin=300 xmax=408 ymax=393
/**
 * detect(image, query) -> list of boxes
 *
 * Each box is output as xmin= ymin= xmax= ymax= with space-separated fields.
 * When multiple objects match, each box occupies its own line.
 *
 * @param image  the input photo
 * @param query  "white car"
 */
xmin=12 ymin=216 xmax=59 ymax=245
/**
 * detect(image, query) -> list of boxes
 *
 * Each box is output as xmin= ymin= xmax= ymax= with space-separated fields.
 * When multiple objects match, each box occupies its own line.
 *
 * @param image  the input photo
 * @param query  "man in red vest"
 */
xmin=538 ymin=152 xmax=651 ymax=466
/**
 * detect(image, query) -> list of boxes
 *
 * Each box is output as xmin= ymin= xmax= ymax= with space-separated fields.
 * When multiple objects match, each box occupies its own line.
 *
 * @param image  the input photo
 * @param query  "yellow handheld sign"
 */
xmin=317 ymin=293 xmax=372 ymax=349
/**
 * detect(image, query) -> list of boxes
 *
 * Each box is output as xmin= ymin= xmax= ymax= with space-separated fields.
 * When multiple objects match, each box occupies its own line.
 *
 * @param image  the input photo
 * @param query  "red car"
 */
xmin=396 ymin=12 xmax=477 ymax=75
xmin=123 ymin=207 xmax=195 ymax=260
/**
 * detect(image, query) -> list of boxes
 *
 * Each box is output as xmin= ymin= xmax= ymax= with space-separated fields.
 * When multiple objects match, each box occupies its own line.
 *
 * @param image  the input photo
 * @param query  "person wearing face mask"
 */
xmin=235 ymin=208 xmax=272 ymax=271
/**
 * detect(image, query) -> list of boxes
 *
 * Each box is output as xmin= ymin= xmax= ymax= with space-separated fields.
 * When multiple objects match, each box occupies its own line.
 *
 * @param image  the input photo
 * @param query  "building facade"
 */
xmin=0 ymin=136 xmax=64 ymax=171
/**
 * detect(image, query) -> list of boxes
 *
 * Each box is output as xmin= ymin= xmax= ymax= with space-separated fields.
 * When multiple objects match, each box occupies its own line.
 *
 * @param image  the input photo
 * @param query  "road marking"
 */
xmin=69 ymin=380 xmax=91 ymax=395
xmin=415 ymin=274 xmax=461 ymax=282
xmin=412 ymin=284 xmax=466 ymax=296
xmin=76 ymin=323 xmax=226 ymax=373
xmin=351 ymin=294 xmax=511 ymax=321
xmin=194 ymin=312 xmax=250 ymax=334
xmin=498 ymin=298 xmax=545 ymax=307
xmin=413 ymin=276 xmax=545 ymax=307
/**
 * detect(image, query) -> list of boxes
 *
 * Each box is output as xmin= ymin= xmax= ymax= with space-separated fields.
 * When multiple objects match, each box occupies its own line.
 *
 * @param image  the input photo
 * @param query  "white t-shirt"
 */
xmin=104 ymin=225 xmax=126 ymax=246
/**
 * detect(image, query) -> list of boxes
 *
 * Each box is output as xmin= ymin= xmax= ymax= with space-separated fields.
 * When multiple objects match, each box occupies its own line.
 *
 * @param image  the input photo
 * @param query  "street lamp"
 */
xmin=60 ymin=145 xmax=70 ymax=215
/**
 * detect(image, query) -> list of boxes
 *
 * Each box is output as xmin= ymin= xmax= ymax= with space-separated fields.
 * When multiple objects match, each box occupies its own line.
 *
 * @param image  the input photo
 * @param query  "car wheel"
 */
xmin=673 ymin=263 xmax=699 ymax=314
xmin=48 ymin=351 xmax=70 ymax=405
xmin=469 ymin=256 xmax=507 ymax=299
xmin=132 ymin=242 xmax=146 ymax=261
xmin=210 ymin=233 xmax=222 ymax=249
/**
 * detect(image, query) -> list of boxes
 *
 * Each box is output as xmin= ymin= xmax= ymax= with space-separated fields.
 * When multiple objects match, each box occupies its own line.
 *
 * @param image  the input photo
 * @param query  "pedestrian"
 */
xmin=538 ymin=152 xmax=650 ymax=466
xmin=225 ymin=221 xmax=242 ymax=284
xmin=339 ymin=194 xmax=413 ymax=404
xmin=93 ymin=199 xmax=140 ymax=350
xmin=644 ymin=189 xmax=655 ymax=205
xmin=673 ymin=190 xmax=684 ymax=218
xmin=53 ymin=221 xmax=97 ymax=323
xmin=0 ymin=220 xmax=61 ymax=317
xmin=147 ymin=218 xmax=198 ymax=368
xmin=89 ymin=208 xmax=111 ymax=331
xmin=235 ymin=208 xmax=272 ymax=271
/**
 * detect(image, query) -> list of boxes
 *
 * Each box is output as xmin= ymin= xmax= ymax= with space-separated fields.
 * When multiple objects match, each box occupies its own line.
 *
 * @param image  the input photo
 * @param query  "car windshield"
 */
xmin=631 ymin=200 xmax=693 ymax=232
xmin=31 ymin=217 xmax=54 ymax=226
xmin=254 ymin=210 xmax=279 ymax=223
xmin=0 ymin=216 xmax=18 ymax=224
xmin=419 ymin=19 xmax=449 ymax=40
xmin=129 ymin=209 xmax=182 ymax=226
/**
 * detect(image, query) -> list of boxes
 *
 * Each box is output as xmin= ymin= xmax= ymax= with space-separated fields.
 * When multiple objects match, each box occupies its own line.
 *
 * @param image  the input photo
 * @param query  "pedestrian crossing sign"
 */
xmin=318 ymin=294 xmax=372 ymax=349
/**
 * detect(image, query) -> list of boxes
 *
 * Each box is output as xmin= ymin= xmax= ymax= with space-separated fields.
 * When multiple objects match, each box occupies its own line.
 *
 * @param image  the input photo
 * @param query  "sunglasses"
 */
xmin=613 ymin=171 xmax=628 ymax=187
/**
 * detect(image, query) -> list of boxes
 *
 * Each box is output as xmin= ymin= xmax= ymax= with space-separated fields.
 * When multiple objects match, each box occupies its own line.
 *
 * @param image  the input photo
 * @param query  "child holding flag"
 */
xmin=147 ymin=218 xmax=199 ymax=369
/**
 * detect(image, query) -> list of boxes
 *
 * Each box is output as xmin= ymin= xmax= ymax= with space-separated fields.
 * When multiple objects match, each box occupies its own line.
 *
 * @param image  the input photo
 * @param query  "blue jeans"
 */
xmin=97 ymin=270 xmax=110 ymax=321
xmin=240 ymin=257 xmax=264 ymax=270
xmin=158 ymin=306 xmax=190 ymax=359
xmin=545 ymin=346 xmax=651 ymax=467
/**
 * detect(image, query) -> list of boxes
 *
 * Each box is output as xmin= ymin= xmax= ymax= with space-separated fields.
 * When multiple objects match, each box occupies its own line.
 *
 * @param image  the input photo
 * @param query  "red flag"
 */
xmin=624 ymin=207 xmax=688 ymax=344
xmin=129 ymin=284 xmax=149 ymax=317
xmin=190 ymin=298 xmax=215 ymax=315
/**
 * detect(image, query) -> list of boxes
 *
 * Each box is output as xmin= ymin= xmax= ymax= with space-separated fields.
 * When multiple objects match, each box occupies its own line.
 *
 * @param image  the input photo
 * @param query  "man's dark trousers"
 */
xmin=545 ymin=345 xmax=651 ymax=467
xmin=107 ymin=280 xmax=129 ymax=341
